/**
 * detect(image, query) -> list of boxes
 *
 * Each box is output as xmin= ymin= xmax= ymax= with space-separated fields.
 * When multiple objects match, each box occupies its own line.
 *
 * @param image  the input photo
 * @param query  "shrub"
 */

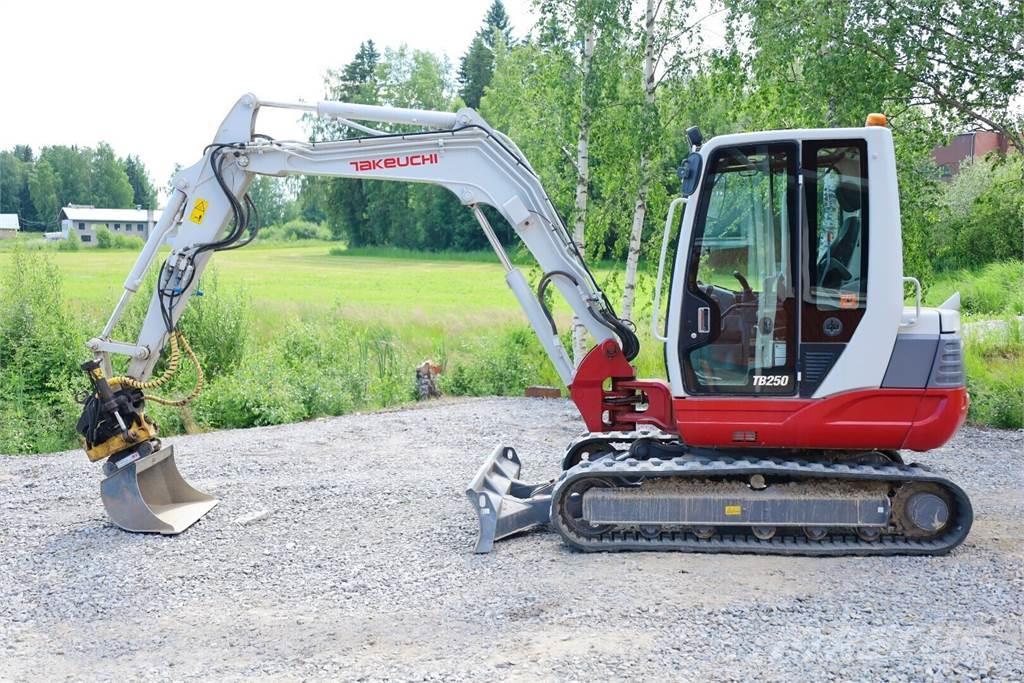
xmin=94 ymin=225 xmax=144 ymax=250
xmin=935 ymin=156 xmax=1024 ymax=270
xmin=0 ymin=248 xmax=87 ymax=453
xmin=958 ymin=260 xmax=1024 ymax=317
xmin=56 ymin=233 xmax=80 ymax=251
xmin=258 ymin=220 xmax=331 ymax=242
xmin=964 ymin=318 xmax=1023 ymax=429
xmin=440 ymin=327 xmax=550 ymax=396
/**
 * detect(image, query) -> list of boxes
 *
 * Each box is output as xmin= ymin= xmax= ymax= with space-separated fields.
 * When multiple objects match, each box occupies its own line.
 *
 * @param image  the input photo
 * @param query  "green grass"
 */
xmin=1 ymin=242 xmax=1018 ymax=455
xmin=924 ymin=260 xmax=1024 ymax=317
xmin=963 ymin=319 xmax=1023 ymax=428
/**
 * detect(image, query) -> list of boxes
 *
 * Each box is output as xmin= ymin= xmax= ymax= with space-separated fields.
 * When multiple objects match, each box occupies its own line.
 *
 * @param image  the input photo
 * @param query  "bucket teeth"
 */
xmin=466 ymin=445 xmax=553 ymax=553
xmin=100 ymin=445 xmax=218 ymax=535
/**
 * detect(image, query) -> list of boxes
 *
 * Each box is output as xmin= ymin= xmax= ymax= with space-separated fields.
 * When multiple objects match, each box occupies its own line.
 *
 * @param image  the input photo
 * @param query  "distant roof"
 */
xmin=0 ymin=214 xmax=20 ymax=230
xmin=61 ymin=206 xmax=154 ymax=222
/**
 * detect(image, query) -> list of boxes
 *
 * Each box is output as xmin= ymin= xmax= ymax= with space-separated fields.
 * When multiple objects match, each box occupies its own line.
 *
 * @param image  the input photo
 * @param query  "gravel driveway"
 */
xmin=1 ymin=397 xmax=1022 ymax=681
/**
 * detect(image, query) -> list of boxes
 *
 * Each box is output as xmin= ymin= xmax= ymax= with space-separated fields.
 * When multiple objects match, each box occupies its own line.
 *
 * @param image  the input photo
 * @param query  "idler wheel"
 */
xmin=893 ymin=483 xmax=953 ymax=538
xmin=559 ymin=478 xmax=615 ymax=538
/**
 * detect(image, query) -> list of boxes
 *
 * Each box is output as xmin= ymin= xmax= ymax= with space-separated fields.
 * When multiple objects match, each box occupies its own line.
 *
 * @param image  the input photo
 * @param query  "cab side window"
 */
xmin=802 ymin=140 xmax=868 ymax=343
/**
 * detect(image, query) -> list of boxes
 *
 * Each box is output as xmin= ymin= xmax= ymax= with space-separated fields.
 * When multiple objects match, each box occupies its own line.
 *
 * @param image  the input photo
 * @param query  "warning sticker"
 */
xmin=724 ymin=504 xmax=742 ymax=516
xmin=839 ymin=291 xmax=859 ymax=309
xmin=190 ymin=198 xmax=209 ymax=224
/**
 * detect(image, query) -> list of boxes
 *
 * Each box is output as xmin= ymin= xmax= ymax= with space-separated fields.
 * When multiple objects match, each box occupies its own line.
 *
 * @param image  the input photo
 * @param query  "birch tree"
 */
xmin=620 ymin=0 xmax=700 ymax=321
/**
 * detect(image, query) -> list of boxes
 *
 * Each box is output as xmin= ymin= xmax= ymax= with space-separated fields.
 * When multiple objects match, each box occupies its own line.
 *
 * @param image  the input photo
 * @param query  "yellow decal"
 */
xmin=190 ymin=198 xmax=209 ymax=224
xmin=724 ymin=504 xmax=742 ymax=516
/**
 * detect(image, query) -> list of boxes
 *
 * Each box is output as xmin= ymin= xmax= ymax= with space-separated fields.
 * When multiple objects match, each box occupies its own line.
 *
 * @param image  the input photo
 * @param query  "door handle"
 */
xmin=697 ymin=306 xmax=711 ymax=334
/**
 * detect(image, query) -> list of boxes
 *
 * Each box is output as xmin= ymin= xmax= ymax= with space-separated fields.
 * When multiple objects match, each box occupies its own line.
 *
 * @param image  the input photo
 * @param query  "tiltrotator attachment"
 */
xmin=100 ymin=445 xmax=217 ymax=534
xmin=466 ymin=445 xmax=553 ymax=553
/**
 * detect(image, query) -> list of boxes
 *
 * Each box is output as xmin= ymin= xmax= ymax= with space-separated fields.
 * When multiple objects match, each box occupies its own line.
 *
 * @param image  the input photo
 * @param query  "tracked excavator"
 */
xmin=77 ymin=96 xmax=971 ymax=555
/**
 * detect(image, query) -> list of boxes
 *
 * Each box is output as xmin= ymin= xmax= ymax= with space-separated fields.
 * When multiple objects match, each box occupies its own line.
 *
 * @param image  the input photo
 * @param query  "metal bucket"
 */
xmin=465 ymin=445 xmax=553 ymax=553
xmin=100 ymin=445 xmax=218 ymax=534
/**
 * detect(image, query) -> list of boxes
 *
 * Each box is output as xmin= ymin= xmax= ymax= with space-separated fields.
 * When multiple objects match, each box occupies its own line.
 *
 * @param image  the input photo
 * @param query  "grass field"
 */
xmin=0 ymin=242 xmax=1018 ymax=454
xmin=4 ymin=243 xmax=531 ymax=334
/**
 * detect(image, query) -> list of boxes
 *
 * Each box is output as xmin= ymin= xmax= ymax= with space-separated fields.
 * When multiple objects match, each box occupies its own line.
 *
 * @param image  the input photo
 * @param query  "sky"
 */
xmin=0 ymin=0 xmax=538 ymax=200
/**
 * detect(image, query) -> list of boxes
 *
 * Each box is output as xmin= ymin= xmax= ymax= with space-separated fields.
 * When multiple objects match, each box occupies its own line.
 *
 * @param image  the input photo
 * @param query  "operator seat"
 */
xmin=821 ymin=180 xmax=862 ymax=289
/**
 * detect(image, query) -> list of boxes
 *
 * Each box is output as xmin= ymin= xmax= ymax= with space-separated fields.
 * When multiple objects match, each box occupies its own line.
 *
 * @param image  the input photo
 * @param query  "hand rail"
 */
xmin=652 ymin=197 xmax=687 ymax=342
xmin=901 ymin=276 xmax=922 ymax=327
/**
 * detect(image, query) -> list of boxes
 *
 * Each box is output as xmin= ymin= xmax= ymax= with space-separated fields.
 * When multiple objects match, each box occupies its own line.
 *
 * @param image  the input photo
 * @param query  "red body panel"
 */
xmin=672 ymin=387 xmax=968 ymax=452
xmin=570 ymin=341 xmax=967 ymax=453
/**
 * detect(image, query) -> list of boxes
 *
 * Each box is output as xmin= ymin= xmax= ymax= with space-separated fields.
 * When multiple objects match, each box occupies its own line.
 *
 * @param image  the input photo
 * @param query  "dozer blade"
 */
xmin=100 ymin=445 xmax=218 ymax=535
xmin=466 ymin=445 xmax=553 ymax=553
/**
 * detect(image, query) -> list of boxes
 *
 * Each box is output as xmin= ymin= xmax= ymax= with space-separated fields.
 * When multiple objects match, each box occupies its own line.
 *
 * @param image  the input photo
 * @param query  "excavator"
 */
xmin=77 ymin=95 xmax=972 ymax=555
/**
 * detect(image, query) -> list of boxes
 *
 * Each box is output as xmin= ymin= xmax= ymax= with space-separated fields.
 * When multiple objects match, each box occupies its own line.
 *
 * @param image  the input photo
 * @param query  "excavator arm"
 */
xmin=78 ymin=93 xmax=660 ymax=536
xmin=88 ymin=93 xmax=636 ymax=386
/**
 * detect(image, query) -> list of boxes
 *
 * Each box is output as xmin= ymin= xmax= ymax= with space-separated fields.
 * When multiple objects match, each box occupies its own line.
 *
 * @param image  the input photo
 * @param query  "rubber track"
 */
xmin=561 ymin=431 xmax=676 ymax=470
xmin=550 ymin=455 xmax=974 ymax=556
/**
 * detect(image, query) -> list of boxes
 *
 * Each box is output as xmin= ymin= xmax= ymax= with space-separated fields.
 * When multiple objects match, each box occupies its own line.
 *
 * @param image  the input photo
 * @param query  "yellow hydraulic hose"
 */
xmin=111 ymin=331 xmax=204 ymax=407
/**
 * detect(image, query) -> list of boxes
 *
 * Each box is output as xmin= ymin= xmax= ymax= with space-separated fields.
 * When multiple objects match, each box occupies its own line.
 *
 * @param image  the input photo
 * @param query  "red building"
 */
xmin=933 ymin=131 xmax=1011 ymax=179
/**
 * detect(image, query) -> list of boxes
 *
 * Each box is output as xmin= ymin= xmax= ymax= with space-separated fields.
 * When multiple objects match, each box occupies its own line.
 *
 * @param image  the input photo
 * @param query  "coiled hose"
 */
xmin=111 ymin=331 xmax=204 ymax=407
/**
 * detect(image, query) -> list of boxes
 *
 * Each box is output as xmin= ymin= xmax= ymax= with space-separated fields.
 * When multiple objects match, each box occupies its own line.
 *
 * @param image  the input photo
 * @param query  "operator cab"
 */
xmin=672 ymin=133 xmax=871 ymax=399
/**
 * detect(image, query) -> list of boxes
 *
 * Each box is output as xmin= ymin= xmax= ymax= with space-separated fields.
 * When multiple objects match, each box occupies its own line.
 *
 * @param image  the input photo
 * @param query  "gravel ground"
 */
xmin=1 ymin=397 xmax=1022 ymax=681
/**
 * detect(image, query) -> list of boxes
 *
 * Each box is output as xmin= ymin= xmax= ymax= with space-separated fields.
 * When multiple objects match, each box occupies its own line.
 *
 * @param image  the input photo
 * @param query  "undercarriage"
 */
xmin=469 ymin=432 xmax=973 ymax=556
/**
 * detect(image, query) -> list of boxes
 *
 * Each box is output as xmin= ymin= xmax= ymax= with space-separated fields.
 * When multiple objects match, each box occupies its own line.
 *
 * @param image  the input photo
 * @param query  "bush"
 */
xmin=258 ymin=220 xmax=332 ymax=242
xmin=964 ymin=318 xmax=1023 ymax=429
xmin=440 ymin=327 xmax=550 ymax=396
xmin=94 ymin=225 xmax=145 ymax=250
xmin=0 ymin=248 xmax=88 ymax=453
xmin=957 ymin=260 xmax=1024 ymax=317
xmin=56 ymin=233 xmax=80 ymax=251
xmin=935 ymin=156 xmax=1024 ymax=270
xmin=194 ymin=320 xmax=412 ymax=429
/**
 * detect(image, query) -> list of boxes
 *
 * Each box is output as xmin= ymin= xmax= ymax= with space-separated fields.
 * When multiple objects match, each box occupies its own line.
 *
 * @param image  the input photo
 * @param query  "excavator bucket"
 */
xmin=100 ymin=445 xmax=217 ymax=535
xmin=466 ymin=445 xmax=553 ymax=553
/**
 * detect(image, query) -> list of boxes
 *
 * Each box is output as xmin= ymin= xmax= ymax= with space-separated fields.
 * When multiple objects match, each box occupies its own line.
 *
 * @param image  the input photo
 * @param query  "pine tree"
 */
xmin=457 ymin=37 xmax=494 ymax=109
xmin=457 ymin=0 xmax=514 ymax=108
xmin=124 ymin=155 xmax=157 ymax=209
xmin=318 ymin=40 xmax=381 ymax=240
xmin=480 ymin=0 xmax=513 ymax=48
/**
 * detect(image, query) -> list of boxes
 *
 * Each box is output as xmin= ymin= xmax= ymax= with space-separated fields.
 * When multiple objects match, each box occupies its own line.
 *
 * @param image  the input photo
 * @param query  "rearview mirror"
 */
xmin=678 ymin=152 xmax=703 ymax=197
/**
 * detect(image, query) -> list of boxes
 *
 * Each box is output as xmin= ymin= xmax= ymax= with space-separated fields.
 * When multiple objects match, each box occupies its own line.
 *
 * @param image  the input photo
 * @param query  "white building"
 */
xmin=59 ymin=205 xmax=158 ymax=245
xmin=0 ymin=213 xmax=20 ymax=239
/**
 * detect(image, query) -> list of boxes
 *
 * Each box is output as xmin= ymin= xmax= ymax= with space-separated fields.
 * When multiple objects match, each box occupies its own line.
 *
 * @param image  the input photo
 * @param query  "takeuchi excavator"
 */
xmin=77 ymin=95 xmax=971 ymax=555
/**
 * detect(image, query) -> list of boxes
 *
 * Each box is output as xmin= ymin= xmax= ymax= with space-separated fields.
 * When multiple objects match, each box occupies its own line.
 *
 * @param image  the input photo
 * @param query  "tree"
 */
xmin=124 ymin=155 xmax=157 ymax=209
xmin=725 ymin=0 xmax=1024 ymax=151
xmin=40 ymin=145 xmax=92 ymax=208
xmin=312 ymin=40 xmax=381 ymax=241
xmin=28 ymin=160 xmax=60 ymax=228
xmin=458 ymin=0 xmax=514 ymax=108
xmin=535 ymin=0 xmax=631 ymax=362
xmin=620 ymin=0 xmax=700 ymax=321
xmin=89 ymin=143 xmax=133 ymax=208
xmin=247 ymin=176 xmax=287 ymax=227
xmin=0 ymin=152 xmax=25 ymax=216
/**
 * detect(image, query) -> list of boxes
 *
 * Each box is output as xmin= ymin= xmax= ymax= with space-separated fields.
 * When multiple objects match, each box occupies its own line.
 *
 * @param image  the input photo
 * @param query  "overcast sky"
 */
xmin=0 ymin=0 xmax=539 ymax=200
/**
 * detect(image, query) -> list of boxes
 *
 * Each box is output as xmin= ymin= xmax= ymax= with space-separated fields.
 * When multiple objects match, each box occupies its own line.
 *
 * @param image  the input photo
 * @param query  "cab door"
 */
xmin=675 ymin=143 xmax=800 ymax=396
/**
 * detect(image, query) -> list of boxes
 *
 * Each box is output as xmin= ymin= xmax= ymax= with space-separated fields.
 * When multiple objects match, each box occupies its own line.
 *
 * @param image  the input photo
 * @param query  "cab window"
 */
xmin=802 ymin=140 xmax=868 ymax=342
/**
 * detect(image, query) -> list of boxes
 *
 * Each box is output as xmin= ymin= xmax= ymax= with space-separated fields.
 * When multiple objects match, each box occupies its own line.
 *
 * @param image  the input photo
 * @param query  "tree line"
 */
xmin=267 ymin=0 xmax=1021 ymax=297
xmin=0 ymin=144 xmax=157 ymax=230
